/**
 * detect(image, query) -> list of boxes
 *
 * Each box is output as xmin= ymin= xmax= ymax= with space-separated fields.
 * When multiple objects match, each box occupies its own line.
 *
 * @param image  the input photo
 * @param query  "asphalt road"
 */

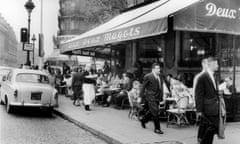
xmin=0 ymin=105 xmax=108 ymax=144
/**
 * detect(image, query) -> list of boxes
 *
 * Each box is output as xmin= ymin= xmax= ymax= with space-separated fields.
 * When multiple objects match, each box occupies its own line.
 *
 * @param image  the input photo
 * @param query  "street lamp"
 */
xmin=31 ymin=34 xmax=36 ymax=65
xmin=24 ymin=0 xmax=35 ymax=66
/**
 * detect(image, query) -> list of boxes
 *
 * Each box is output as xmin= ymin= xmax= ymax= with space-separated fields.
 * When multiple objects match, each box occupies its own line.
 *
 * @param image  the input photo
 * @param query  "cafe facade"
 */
xmin=60 ymin=0 xmax=240 ymax=121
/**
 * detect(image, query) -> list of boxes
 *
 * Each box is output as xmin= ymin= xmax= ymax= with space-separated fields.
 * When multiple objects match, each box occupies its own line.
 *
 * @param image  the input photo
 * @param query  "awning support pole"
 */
xmin=232 ymin=36 xmax=236 ymax=95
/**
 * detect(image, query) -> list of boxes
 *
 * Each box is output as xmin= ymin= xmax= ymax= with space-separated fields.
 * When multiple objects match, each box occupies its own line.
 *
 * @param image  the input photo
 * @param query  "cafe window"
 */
xmin=179 ymin=32 xmax=215 ymax=67
xmin=218 ymin=34 xmax=240 ymax=92
xmin=137 ymin=36 xmax=165 ymax=68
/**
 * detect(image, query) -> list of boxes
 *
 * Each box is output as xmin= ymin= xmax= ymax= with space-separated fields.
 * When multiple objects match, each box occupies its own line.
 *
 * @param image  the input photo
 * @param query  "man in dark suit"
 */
xmin=139 ymin=63 xmax=165 ymax=134
xmin=72 ymin=67 xmax=84 ymax=106
xmin=195 ymin=57 xmax=219 ymax=144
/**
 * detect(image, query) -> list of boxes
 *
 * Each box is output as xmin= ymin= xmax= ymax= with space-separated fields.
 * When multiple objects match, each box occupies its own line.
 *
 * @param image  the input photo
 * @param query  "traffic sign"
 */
xmin=23 ymin=43 xmax=33 ymax=51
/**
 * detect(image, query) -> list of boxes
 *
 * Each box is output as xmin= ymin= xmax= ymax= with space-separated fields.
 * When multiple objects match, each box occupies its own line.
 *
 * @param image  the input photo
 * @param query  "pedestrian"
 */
xmin=82 ymin=64 xmax=97 ymax=111
xmin=48 ymin=67 xmax=59 ymax=107
xmin=139 ymin=63 xmax=165 ymax=134
xmin=193 ymin=58 xmax=208 ymax=108
xmin=71 ymin=67 xmax=84 ymax=106
xmin=62 ymin=62 xmax=70 ymax=75
xmin=195 ymin=56 xmax=225 ymax=144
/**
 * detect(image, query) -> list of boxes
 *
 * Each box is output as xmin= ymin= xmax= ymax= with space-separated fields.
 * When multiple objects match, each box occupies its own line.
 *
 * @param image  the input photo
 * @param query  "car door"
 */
xmin=1 ymin=71 xmax=14 ymax=104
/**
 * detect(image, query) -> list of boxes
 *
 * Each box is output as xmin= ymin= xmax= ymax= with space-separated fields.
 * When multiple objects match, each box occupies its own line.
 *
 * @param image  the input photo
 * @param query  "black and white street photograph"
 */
xmin=1 ymin=0 xmax=240 ymax=144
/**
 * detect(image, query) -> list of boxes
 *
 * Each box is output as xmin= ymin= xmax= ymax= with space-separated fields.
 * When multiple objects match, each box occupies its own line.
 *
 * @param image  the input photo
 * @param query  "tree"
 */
xmin=86 ymin=0 xmax=128 ymax=24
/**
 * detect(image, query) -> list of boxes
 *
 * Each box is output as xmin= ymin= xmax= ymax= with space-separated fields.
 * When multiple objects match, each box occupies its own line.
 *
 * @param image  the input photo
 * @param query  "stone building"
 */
xmin=0 ymin=14 xmax=17 ymax=67
xmin=58 ymin=0 xmax=128 ymax=36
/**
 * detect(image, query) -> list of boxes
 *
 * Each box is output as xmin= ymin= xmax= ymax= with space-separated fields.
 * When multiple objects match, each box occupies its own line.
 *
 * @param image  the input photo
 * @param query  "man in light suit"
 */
xmin=139 ymin=63 xmax=165 ymax=134
xmin=195 ymin=57 xmax=219 ymax=144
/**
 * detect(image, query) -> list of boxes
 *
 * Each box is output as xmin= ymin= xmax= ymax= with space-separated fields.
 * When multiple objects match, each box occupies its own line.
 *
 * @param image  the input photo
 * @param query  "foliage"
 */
xmin=86 ymin=0 xmax=128 ymax=24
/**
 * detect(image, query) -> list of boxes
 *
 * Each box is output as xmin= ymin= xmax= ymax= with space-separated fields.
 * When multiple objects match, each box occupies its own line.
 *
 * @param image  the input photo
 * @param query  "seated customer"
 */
xmin=128 ymin=80 xmax=141 ymax=106
xmin=169 ymin=77 xmax=193 ymax=108
xmin=114 ymin=73 xmax=132 ymax=108
xmin=219 ymin=77 xmax=235 ymax=95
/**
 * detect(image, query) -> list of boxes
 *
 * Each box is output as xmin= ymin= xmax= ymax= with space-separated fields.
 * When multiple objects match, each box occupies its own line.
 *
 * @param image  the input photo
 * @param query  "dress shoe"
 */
xmin=85 ymin=105 xmax=90 ymax=111
xmin=140 ymin=120 xmax=146 ymax=128
xmin=154 ymin=129 xmax=164 ymax=134
xmin=103 ymin=103 xmax=110 ymax=107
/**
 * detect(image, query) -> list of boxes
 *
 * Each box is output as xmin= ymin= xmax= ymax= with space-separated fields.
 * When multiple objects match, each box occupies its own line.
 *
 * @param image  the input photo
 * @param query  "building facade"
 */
xmin=58 ymin=0 xmax=127 ymax=36
xmin=0 ymin=14 xmax=17 ymax=67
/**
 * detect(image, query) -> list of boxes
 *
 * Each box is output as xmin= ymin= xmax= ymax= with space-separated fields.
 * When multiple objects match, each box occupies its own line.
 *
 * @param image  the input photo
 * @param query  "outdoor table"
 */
xmin=102 ymin=87 xmax=121 ymax=104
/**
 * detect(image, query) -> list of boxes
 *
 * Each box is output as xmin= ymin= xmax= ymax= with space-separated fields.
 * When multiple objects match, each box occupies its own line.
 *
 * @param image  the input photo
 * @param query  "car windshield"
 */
xmin=16 ymin=73 xmax=49 ymax=84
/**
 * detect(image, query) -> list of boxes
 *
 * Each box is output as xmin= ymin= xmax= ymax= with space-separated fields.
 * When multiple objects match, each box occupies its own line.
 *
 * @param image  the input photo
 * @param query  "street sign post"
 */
xmin=23 ymin=43 xmax=33 ymax=51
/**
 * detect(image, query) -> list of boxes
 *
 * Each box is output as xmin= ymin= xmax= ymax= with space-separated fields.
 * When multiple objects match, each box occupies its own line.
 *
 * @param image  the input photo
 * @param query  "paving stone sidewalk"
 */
xmin=54 ymin=95 xmax=240 ymax=144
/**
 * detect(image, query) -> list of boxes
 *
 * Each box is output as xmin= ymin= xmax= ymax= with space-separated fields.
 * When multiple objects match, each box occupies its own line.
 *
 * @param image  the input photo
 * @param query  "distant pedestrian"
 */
xmin=71 ymin=67 xmax=84 ymax=106
xmin=195 ymin=56 xmax=226 ymax=144
xmin=139 ymin=63 xmax=166 ymax=134
xmin=62 ymin=62 xmax=70 ymax=75
xmin=82 ymin=64 xmax=97 ymax=111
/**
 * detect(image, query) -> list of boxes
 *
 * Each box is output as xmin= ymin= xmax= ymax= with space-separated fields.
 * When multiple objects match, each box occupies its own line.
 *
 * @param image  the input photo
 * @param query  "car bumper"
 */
xmin=9 ymin=102 xmax=55 ymax=108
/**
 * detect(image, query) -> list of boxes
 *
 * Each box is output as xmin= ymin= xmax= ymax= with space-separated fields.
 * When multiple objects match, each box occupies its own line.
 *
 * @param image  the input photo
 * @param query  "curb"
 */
xmin=53 ymin=109 xmax=123 ymax=144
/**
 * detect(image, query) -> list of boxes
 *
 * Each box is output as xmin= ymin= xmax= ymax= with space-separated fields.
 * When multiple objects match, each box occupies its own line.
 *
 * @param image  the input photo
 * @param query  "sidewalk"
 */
xmin=54 ymin=95 xmax=240 ymax=144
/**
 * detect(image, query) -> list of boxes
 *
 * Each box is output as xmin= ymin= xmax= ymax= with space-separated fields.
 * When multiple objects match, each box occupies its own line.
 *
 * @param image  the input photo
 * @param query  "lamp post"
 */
xmin=24 ymin=0 xmax=35 ymax=66
xmin=31 ymin=34 xmax=36 ymax=65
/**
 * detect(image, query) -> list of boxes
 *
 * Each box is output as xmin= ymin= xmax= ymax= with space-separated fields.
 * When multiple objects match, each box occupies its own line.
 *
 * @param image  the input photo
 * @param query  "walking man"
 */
xmin=195 ymin=56 xmax=220 ymax=144
xmin=139 ymin=63 xmax=165 ymax=134
xmin=72 ymin=67 xmax=84 ymax=106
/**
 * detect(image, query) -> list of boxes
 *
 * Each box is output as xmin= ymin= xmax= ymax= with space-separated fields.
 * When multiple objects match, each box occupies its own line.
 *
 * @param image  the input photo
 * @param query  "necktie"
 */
xmin=157 ymin=76 xmax=162 ymax=90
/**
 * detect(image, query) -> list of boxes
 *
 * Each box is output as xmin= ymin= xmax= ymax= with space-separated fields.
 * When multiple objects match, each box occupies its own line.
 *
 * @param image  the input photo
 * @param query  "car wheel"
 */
xmin=46 ymin=107 xmax=53 ymax=116
xmin=5 ymin=97 xmax=12 ymax=113
xmin=0 ymin=99 xmax=4 ymax=105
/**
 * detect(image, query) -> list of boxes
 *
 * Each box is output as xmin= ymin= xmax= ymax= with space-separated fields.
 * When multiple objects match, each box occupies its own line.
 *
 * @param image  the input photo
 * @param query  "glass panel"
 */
xmin=138 ymin=36 xmax=165 ymax=70
xmin=0 ymin=69 xmax=10 ymax=76
xmin=16 ymin=74 xmax=49 ymax=84
xmin=218 ymin=34 xmax=240 ymax=93
xmin=179 ymin=32 xmax=215 ymax=67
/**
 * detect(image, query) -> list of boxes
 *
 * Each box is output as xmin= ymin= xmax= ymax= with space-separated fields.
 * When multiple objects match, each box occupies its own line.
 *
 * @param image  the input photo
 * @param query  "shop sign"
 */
xmin=72 ymin=50 xmax=95 ymax=57
xmin=23 ymin=43 xmax=33 ymax=51
xmin=174 ymin=0 xmax=240 ymax=35
xmin=60 ymin=18 xmax=167 ymax=53
xmin=205 ymin=2 xmax=239 ymax=19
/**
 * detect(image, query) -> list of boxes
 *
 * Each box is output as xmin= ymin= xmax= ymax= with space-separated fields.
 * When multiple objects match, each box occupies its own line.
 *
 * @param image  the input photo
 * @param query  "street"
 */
xmin=0 ymin=105 xmax=108 ymax=144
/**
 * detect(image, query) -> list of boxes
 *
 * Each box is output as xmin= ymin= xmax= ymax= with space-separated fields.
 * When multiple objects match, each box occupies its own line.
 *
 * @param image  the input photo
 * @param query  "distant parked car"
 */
xmin=0 ymin=68 xmax=58 ymax=113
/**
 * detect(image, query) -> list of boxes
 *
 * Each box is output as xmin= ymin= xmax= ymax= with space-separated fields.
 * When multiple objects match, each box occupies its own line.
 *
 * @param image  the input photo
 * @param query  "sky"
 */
xmin=0 ymin=0 xmax=59 ymax=57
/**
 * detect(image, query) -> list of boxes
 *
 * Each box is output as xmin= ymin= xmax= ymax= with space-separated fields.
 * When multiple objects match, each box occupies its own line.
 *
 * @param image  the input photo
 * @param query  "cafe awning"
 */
xmin=174 ymin=0 xmax=240 ymax=35
xmin=60 ymin=0 xmax=200 ymax=54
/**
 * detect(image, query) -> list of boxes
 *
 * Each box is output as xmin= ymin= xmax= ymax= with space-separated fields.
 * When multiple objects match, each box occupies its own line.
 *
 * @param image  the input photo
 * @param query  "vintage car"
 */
xmin=0 ymin=68 xmax=57 ymax=113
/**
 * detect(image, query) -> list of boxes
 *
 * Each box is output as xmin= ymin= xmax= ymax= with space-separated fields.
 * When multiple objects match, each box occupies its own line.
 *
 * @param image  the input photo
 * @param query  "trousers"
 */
xmin=141 ymin=100 xmax=161 ymax=130
xmin=198 ymin=115 xmax=218 ymax=144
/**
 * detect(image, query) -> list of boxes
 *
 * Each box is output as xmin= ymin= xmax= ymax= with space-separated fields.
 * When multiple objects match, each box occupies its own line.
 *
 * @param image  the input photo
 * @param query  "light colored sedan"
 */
xmin=0 ymin=68 xmax=58 ymax=113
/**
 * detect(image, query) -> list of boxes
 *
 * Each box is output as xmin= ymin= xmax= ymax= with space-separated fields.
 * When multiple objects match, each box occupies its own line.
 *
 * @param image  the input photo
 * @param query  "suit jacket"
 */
xmin=195 ymin=72 xmax=219 ymax=116
xmin=140 ymin=72 xmax=164 ymax=102
xmin=71 ymin=72 xmax=84 ymax=88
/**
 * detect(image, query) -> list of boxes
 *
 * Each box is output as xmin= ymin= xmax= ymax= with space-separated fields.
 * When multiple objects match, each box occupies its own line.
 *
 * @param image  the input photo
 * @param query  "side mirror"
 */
xmin=2 ymin=76 xmax=6 ymax=81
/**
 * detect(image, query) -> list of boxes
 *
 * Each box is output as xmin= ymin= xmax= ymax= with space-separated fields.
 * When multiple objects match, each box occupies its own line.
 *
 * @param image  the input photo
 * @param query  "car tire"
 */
xmin=5 ymin=98 xmax=12 ymax=113
xmin=46 ymin=107 xmax=53 ymax=116
xmin=0 ymin=99 xmax=4 ymax=105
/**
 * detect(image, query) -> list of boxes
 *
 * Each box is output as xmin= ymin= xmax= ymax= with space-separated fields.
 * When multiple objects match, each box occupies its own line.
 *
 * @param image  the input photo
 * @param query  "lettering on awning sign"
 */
xmin=205 ymin=2 xmax=240 ymax=19
xmin=73 ymin=50 xmax=95 ymax=57
xmin=60 ymin=18 xmax=167 ymax=52
xmin=23 ymin=43 xmax=33 ymax=51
